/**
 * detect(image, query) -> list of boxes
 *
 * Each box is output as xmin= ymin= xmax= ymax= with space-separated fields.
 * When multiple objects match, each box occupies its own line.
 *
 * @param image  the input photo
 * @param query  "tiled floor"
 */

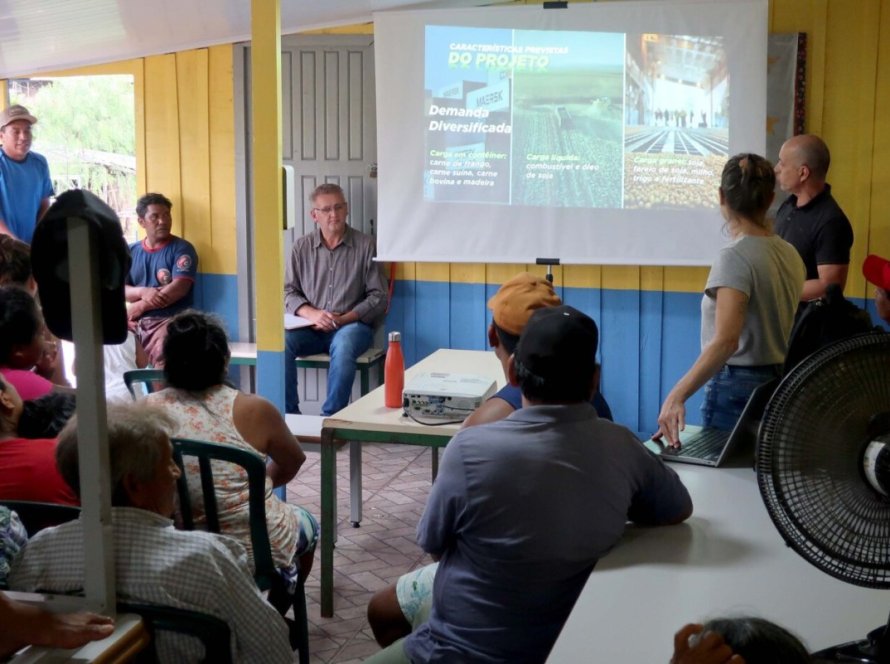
xmin=286 ymin=443 xmax=436 ymax=664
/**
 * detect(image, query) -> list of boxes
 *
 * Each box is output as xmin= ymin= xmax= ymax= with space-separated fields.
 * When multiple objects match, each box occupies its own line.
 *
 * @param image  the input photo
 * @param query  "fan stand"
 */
xmin=756 ymin=334 xmax=890 ymax=664
xmin=812 ymin=613 xmax=890 ymax=662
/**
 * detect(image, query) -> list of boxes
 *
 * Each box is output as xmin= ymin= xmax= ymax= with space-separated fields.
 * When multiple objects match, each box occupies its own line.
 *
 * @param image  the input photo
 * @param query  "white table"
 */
xmin=317 ymin=348 xmax=505 ymax=616
xmin=228 ymin=341 xmax=257 ymax=366
xmin=547 ymin=465 xmax=890 ymax=661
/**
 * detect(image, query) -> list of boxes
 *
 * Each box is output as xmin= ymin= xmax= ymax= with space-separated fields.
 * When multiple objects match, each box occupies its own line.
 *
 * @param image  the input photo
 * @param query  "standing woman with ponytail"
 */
xmin=656 ymin=154 xmax=805 ymax=446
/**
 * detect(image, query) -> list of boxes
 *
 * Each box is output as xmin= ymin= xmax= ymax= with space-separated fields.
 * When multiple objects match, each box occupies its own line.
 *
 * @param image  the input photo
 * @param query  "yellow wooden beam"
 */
xmin=176 ymin=49 xmax=212 ymax=267
xmin=208 ymin=46 xmax=238 ymax=275
xmin=144 ymin=55 xmax=182 ymax=219
xmin=252 ymin=0 xmax=283 ymax=352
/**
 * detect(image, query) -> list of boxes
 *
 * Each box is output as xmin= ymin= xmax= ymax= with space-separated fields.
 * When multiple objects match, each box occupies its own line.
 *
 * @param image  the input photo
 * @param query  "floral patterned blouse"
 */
xmin=146 ymin=384 xmax=299 ymax=568
xmin=1 ymin=506 xmax=28 ymax=584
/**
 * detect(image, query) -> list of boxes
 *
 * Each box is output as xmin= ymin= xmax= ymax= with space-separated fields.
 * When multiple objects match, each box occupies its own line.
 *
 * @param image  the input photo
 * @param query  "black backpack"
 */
xmin=783 ymin=283 xmax=877 ymax=374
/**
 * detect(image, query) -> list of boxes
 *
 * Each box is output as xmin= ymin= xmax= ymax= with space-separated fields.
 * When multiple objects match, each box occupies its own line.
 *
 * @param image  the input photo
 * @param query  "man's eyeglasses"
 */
xmin=313 ymin=203 xmax=347 ymax=215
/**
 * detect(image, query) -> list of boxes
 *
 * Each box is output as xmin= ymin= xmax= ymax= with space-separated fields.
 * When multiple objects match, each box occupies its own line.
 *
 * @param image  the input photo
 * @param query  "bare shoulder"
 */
xmin=234 ymin=391 xmax=281 ymax=421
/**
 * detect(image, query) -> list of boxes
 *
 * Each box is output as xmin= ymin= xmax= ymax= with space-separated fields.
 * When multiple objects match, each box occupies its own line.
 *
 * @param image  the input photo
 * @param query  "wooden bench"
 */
xmin=228 ymin=343 xmax=385 ymax=397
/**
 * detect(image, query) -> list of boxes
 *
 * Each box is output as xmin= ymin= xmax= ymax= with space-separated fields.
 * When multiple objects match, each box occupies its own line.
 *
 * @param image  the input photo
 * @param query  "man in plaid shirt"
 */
xmin=9 ymin=403 xmax=294 ymax=663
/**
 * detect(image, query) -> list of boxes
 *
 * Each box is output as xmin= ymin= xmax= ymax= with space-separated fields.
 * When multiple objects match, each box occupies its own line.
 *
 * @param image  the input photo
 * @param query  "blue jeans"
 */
xmin=701 ymin=363 xmax=782 ymax=431
xmin=284 ymin=322 xmax=374 ymax=415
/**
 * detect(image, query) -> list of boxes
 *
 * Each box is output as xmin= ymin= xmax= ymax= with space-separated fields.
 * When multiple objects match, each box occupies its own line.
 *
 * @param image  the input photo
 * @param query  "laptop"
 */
xmin=642 ymin=377 xmax=779 ymax=467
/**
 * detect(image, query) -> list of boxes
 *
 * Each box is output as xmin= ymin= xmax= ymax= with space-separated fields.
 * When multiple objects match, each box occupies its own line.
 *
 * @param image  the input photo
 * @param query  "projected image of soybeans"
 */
xmin=424 ymin=25 xmax=624 ymax=208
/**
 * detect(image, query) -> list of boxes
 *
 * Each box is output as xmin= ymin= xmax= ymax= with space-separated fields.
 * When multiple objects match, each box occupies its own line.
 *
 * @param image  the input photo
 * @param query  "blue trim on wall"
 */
xmin=860 ymin=297 xmax=890 ymax=330
xmin=415 ymin=280 xmax=452 ymax=362
xmin=388 ymin=279 xmax=706 ymax=434
xmin=194 ymin=273 xmax=239 ymax=341
xmin=256 ymin=350 xmax=286 ymax=412
xmin=450 ymin=282 xmax=488 ymax=351
xmin=255 ymin=350 xmax=286 ymax=500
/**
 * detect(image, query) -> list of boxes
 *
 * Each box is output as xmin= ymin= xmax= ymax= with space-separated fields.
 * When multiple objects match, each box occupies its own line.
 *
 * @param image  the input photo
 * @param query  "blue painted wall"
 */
xmin=194 ymin=273 xmax=240 ymax=342
xmin=384 ymin=279 xmax=702 ymax=433
xmin=193 ymin=272 xmax=887 ymax=434
xmin=384 ymin=279 xmax=884 ymax=435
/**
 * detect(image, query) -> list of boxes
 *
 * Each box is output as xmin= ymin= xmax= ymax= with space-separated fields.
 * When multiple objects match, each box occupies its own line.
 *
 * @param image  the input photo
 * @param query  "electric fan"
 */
xmin=757 ymin=332 xmax=890 ymax=662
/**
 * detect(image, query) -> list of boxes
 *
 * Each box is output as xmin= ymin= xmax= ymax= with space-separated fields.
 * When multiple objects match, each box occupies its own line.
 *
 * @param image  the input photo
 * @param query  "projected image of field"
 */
xmin=511 ymin=70 xmax=623 ymax=208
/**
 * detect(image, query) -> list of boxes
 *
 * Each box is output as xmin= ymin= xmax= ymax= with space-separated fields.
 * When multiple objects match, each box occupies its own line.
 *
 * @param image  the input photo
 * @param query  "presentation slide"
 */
xmin=375 ymin=1 xmax=767 ymax=265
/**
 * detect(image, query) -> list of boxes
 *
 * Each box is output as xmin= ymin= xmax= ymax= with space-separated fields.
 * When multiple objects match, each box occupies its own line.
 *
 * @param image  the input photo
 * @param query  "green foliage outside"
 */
xmin=10 ymin=75 xmax=138 ymax=240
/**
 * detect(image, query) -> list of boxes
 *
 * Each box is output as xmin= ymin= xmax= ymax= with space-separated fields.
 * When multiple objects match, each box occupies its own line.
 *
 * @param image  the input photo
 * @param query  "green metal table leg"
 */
xmin=320 ymin=428 xmax=336 ymax=618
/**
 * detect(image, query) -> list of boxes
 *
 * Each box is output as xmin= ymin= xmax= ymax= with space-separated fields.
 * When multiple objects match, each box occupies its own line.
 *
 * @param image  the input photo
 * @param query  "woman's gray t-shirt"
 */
xmin=701 ymin=234 xmax=804 ymax=365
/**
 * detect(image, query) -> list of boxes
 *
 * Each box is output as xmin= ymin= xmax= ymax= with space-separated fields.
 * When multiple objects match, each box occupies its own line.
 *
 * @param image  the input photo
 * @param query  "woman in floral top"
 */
xmin=146 ymin=311 xmax=317 ymax=584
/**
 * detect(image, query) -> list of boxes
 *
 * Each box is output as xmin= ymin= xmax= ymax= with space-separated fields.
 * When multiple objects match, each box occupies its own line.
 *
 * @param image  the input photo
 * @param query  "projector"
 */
xmin=403 ymin=372 xmax=497 ymax=419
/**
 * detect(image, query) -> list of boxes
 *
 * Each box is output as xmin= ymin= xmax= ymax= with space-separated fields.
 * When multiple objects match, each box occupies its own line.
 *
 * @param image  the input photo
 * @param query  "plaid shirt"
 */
xmin=9 ymin=507 xmax=293 ymax=663
xmin=284 ymin=226 xmax=387 ymax=324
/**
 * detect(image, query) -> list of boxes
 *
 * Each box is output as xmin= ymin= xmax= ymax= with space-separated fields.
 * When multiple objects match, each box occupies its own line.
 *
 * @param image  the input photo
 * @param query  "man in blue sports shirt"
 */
xmin=125 ymin=193 xmax=198 ymax=367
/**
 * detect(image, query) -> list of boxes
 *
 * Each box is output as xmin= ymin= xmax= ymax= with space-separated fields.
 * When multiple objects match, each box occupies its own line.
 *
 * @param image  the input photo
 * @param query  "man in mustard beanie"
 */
xmin=366 ymin=273 xmax=614 ymax=649
xmin=366 ymin=306 xmax=691 ymax=663
xmin=464 ymin=271 xmax=611 ymax=427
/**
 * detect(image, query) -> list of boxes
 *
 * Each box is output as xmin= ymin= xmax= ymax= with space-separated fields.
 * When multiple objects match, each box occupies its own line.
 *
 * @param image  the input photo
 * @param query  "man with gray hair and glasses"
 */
xmin=283 ymin=183 xmax=387 ymax=415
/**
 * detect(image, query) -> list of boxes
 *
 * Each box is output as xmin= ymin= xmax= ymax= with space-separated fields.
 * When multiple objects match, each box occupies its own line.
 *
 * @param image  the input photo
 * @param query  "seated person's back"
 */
xmin=9 ymin=403 xmax=293 ymax=664
xmin=0 ymin=374 xmax=76 ymax=505
xmin=0 ymin=286 xmax=55 ymax=401
xmin=376 ymin=306 xmax=692 ymax=664
xmin=145 ymin=310 xmax=317 ymax=576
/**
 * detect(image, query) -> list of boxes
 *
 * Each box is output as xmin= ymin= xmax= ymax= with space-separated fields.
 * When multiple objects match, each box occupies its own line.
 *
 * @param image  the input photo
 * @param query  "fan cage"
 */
xmin=758 ymin=332 xmax=890 ymax=589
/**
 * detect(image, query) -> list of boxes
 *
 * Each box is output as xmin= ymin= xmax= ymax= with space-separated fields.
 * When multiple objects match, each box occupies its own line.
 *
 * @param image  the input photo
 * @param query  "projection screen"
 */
xmin=374 ymin=0 xmax=768 ymax=265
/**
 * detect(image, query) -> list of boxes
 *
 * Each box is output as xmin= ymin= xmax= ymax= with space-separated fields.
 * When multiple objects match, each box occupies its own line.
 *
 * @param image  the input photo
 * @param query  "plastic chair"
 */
xmin=0 ymin=500 xmax=80 ymax=537
xmin=170 ymin=437 xmax=309 ymax=663
xmin=118 ymin=601 xmax=233 ymax=664
xmin=123 ymin=368 xmax=166 ymax=399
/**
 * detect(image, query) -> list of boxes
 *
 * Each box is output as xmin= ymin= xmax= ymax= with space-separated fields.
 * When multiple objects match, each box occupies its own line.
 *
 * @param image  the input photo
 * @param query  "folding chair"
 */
xmin=123 ymin=368 xmax=166 ymax=400
xmin=170 ymin=437 xmax=309 ymax=663
xmin=118 ymin=601 xmax=233 ymax=664
xmin=0 ymin=500 xmax=80 ymax=537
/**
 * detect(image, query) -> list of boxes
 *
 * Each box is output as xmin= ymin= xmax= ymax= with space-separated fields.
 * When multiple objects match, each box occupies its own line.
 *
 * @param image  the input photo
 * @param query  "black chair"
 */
xmin=123 ymin=368 xmax=166 ymax=399
xmin=170 ymin=437 xmax=309 ymax=663
xmin=118 ymin=601 xmax=233 ymax=664
xmin=0 ymin=500 xmax=80 ymax=537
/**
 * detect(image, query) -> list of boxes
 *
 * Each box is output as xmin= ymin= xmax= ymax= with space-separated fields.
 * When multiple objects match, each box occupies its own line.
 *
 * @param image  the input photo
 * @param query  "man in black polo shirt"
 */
xmin=774 ymin=134 xmax=853 ymax=302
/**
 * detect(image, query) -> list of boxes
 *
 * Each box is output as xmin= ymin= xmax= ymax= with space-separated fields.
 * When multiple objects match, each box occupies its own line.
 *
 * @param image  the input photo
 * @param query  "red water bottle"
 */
xmin=384 ymin=331 xmax=405 ymax=408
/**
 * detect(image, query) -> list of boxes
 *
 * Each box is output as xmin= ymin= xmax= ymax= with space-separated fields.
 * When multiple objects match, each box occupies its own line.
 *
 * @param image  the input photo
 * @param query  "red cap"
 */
xmin=863 ymin=254 xmax=890 ymax=291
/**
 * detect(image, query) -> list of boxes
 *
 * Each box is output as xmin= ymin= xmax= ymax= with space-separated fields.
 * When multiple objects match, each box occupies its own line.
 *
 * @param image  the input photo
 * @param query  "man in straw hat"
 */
xmin=0 ymin=105 xmax=53 ymax=244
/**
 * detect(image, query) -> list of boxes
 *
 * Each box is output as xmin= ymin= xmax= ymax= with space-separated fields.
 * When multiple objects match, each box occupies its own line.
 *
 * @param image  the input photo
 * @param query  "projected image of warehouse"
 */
xmin=623 ymin=34 xmax=729 ymax=210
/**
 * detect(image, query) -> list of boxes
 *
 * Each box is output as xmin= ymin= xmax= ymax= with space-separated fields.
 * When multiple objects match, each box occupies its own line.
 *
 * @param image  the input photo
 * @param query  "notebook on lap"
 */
xmin=642 ymin=377 xmax=779 ymax=467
